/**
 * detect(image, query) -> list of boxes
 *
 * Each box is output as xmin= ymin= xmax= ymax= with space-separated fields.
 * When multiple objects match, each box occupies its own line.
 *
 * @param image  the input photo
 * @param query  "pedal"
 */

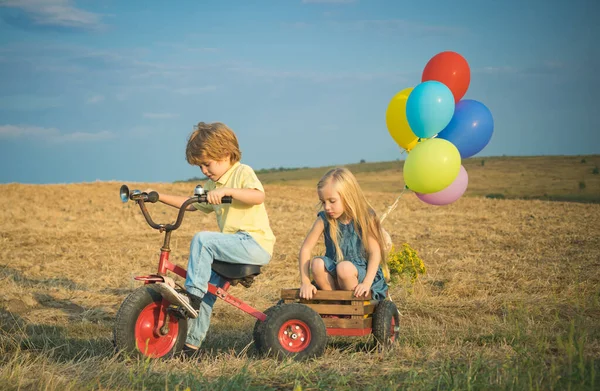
xmin=230 ymin=276 xmax=256 ymax=288
xmin=240 ymin=276 xmax=255 ymax=288
xmin=168 ymin=306 xmax=190 ymax=320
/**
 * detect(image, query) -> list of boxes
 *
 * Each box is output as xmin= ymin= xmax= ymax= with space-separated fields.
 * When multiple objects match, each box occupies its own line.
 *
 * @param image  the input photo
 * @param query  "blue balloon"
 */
xmin=437 ymin=99 xmax=494 ymax=158
xmin=406 ymin=81 xmax=455 ymax=139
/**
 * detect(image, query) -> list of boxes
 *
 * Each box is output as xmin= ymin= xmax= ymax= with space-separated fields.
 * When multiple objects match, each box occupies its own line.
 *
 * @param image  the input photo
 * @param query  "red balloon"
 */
xmin=422 ymin=51 xmax=470 ymax=103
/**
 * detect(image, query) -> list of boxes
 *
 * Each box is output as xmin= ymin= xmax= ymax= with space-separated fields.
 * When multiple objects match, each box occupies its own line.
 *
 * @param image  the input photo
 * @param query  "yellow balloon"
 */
xmin=386 ymin=87 xmax=418 ymax=152
xmin=403 ymin=138 xmax=461 ymax=194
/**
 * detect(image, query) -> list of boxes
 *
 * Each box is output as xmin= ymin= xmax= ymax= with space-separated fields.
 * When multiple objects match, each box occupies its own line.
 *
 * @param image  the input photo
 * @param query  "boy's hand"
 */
xmin=354 ymin=282 xmax=372 ymax=298
xmin=207 ymin=188 xmax=229 ymax=204
xmin=299 ymin=282 xmax=318 ymax=300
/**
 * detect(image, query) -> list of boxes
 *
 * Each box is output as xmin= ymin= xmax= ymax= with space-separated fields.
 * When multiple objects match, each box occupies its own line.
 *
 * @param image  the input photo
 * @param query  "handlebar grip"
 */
xmin=196 ymin=194 xmax=233 ymax=204
xmin=147 ymin=191 xmax=159 ymax=203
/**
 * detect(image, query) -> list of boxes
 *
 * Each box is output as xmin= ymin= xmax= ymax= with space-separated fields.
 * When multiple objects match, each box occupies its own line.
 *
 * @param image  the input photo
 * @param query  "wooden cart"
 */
xmin=253 ymin=288 xmax=400 ymax=360
xmin=280 ymin=289 xmax=380 ymax=337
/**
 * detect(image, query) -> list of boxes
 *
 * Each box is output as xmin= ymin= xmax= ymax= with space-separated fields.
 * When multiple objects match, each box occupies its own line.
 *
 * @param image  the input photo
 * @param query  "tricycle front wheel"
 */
xmin=113 ymin=285 xmax=188 ymax=358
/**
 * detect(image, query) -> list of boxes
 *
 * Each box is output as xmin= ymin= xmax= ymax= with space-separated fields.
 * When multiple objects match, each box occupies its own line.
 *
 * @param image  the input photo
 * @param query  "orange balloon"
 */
xmin=422 ymin=51 xmax=470 ymax=103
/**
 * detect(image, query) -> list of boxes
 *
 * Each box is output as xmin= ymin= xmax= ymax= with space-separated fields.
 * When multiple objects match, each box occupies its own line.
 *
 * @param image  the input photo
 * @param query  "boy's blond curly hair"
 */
xmin=186 ymin=122 xmax=241 ymax=165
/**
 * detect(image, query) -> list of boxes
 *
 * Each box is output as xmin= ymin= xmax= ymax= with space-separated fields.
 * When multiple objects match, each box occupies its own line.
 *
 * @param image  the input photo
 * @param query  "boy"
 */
xmin=152 ymin=122 xmax=275 ymax=356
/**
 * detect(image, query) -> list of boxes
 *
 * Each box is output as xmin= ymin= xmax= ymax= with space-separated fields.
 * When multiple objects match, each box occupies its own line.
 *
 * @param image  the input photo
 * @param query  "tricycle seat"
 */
xmin=212 ymin=260 xmax=261 ymax=280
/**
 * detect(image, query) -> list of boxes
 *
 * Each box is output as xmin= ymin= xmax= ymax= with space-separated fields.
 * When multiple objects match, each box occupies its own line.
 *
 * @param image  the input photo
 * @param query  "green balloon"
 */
xmin=403 ymin=138 xmax=461 ymax=194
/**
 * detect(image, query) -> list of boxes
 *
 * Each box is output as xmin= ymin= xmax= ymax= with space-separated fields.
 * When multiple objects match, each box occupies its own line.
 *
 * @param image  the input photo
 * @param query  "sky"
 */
xmin=0 ymin=0 xmax=598 ymax=184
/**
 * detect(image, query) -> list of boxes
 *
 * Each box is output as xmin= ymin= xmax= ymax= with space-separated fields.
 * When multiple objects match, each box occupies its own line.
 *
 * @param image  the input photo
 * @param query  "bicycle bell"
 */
xmin=194 ymin=185 xmax=206 ymax=196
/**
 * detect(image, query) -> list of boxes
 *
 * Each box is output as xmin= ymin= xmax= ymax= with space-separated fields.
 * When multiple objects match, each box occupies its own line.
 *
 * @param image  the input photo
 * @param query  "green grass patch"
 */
xmin=520 ymin=194 xmax=600 ymax=204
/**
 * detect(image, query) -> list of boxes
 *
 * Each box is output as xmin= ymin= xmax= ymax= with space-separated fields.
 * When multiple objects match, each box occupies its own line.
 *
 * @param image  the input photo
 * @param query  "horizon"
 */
xmin=2 ymin=153 xmax=597 ymax=186
xmin=1 ymin=0 xmax=598 ymax=184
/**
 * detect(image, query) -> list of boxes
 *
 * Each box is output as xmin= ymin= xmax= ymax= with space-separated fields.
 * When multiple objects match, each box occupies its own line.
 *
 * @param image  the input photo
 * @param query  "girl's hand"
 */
xmin=299 ymin=282 xmax=318 ymax=300
xmin=207 ymin=188 xmax=229 ymax=204
xmin=354 ymin=282 xmax=372 ymax=298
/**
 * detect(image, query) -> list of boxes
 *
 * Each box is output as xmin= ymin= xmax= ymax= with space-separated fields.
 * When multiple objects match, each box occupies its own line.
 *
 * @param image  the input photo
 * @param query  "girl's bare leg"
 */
xmin=336 ymin=261 xmax=359 ymax=290
xmin=311 ymin=257 xmax=337 ymax=290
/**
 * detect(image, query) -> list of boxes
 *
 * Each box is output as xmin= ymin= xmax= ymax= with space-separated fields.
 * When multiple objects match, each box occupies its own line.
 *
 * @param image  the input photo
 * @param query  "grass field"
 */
xmin=252 ymin=155 xmax=600 ymax=203
xmin=1 ymin=155 xmax=599 ymax=390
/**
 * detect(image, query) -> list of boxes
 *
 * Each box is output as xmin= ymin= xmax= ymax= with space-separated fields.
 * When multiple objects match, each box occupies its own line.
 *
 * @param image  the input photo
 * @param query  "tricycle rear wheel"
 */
xmin=252 ymin=305 xmax=279 ymax=353
xmin=256 ymin=303 xmax=327 ymax=360
xmin=372 ymin=300 xmax=400 ymax=348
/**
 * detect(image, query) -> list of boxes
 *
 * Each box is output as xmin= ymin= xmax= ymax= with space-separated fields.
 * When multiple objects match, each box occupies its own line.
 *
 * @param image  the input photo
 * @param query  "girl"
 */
xmin=298 ymin=167 xmax=388 ymax=301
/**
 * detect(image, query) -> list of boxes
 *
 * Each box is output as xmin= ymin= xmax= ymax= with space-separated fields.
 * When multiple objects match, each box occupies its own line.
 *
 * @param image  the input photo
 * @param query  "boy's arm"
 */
xmin=205 ymin=164 xmax=266 ymax=206
xmin=354 ymin=234 xmax=382 ymax=298
xmin=207 ymin=187 xmax=264 ymax=205
xmin=298 ymin=218 xmax=325 ymax=299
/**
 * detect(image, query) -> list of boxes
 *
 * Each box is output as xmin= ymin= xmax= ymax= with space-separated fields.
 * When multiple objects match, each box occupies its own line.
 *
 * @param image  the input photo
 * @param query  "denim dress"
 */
xmin=317 ymin=211 xmax=388 ymax=300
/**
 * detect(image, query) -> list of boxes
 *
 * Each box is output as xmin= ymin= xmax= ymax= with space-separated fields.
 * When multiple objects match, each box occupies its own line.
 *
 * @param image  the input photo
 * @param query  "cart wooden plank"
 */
xmin=322 ymin=317 xmax=372 ymax=329
xmin=302 ymin=303 xmax=376 ymax=316
xmin=281 ymin=289 xmax=371 ymax=301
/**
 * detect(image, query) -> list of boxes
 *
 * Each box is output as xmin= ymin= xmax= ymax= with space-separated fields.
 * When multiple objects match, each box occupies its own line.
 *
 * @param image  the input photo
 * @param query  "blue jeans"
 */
xmin=184 ymin=231 xmax=271 ymax=347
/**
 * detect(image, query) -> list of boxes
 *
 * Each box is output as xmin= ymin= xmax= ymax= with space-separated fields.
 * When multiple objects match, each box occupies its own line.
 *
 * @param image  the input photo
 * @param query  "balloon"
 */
xmin=437 ymin=99 xmax=494 ymax=159
xmin=416 ymin=165 xmax=468 ymax=205
xmin=406 ymin=81 xmax=455 ymax=139
xmin=403 ymin=138 xmax=461 ymax=194
xmin=422 ymin=51 xmax=470 ymax=103
xmin=385 ymin=87 xmax=419 ymax=151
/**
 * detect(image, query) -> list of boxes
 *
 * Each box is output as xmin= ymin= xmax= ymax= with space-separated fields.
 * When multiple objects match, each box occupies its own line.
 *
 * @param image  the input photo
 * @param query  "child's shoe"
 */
xmin=180 ymin=344 xmax=201 ymax=360
xmin=153 ymin=283 xmax=200 ymax=319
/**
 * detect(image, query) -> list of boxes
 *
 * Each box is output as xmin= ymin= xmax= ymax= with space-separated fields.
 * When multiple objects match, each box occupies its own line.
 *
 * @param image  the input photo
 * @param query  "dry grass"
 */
xmin=257 ymin=155 xmax=600 ymax=202
xmin=1 ymin=156 xmax=599 ymax=390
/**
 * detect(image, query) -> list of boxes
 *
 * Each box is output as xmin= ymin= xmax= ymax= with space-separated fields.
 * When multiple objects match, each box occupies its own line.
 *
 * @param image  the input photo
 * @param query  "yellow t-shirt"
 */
xmin=193 ymin=162 xmax=276 ymax=256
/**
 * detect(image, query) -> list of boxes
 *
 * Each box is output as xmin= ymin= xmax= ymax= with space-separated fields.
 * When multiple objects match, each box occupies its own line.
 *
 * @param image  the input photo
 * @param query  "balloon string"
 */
xmin=380 ymin=186 xmax=408 ymax=223
xmin=379 ymin=145 xmax=415 ymax=223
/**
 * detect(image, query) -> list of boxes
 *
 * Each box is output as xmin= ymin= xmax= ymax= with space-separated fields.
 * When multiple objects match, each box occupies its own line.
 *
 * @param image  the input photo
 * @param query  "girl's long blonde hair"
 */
xmin=318 ymin=168 xmax=387 ymax=271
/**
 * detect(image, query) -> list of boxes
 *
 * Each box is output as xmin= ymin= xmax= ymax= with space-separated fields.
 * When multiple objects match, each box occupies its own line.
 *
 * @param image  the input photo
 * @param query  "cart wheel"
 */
xmin=113 ymin=285 xmax=187 ymax=358
xmin=372 ymin=300 xmax=400 ymax=348
xmin=252 ymin=305 xmax=280 ymax=353
xmin=257 ymin=303 xmax=327 ymax=360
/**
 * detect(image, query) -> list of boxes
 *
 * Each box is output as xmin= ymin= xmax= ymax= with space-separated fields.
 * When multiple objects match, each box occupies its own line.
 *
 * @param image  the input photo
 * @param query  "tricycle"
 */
xmin=113 ymin=184 xmax=400 ymax=360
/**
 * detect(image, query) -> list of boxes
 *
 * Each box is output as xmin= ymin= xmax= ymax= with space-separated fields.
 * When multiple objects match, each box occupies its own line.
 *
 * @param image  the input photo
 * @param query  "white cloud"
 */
xmin=336 ymin=19 xmax=466 ymax=36
xmin=0 ymin=0 xmax=105 ymax=30
xmin=55 ymin=130 xmax=113 ymax=142
xmin=0 ymin=95 xmax=63 ymax=111
xmin=1 ymin=0 xmax=104 ymax=29
xmin=143 ymin=112 xmax=179 ymax=119
xmin=0 ymin=124 xmax=114 ymax=142
xmin=473 ymin=61 xmax=567 ymax=77
xmin=86 ymin=94 xmax=104 ymax=104
xmin=226 ymin=66 xmax=409 ymax=83
xmin=154 ymin=42 xmax=220 ymax=53
xmin=475 ymin=66 xmax=517 ymax=75
xmin=0 ymin=124 xmax=58 ymax=138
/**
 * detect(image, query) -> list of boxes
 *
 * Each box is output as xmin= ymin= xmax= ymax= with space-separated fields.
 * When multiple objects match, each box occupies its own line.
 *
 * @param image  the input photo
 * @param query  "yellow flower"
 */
xmin=386 ymin=243 xmax=426 ymax=284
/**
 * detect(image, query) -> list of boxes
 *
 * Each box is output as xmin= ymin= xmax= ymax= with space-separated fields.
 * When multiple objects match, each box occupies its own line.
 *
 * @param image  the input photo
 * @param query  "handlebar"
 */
xmin=119 ymin=184 xmax=232 ymax=232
